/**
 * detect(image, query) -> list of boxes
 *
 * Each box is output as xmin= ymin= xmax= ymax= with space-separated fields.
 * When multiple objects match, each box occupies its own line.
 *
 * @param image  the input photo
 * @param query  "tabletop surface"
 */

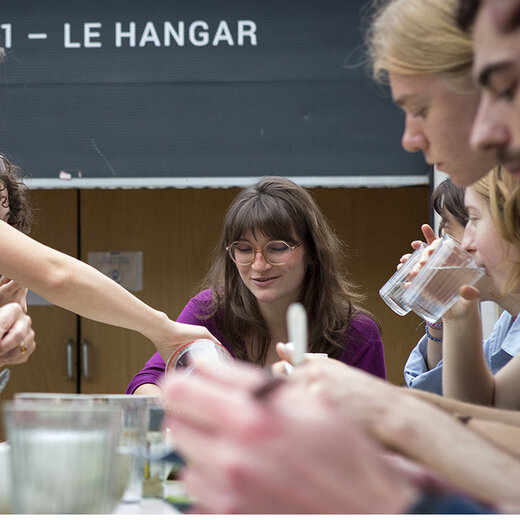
xmin=114 ymin=497 xmax=181 ymax=515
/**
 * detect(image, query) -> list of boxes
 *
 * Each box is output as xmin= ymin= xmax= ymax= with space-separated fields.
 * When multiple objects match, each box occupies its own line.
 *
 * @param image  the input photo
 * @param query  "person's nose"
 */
xmin=401 ymin=119 xmax=428 ymax=153
xmin=250 ymin=249 xmax=271 ymax=270
xmin=470 ymin=96 xmax=510 ymax=152
xmin=461 ymin=227 xmax=475 ymax=253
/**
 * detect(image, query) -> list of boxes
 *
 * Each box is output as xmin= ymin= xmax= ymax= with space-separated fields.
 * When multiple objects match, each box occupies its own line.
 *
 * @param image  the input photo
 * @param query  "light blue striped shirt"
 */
xmin=404 ymin=311 xmax=520 ymax=394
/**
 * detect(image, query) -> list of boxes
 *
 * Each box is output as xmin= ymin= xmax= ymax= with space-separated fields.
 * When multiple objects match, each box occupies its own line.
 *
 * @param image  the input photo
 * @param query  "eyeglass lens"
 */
xmin=231 ymin=241 xmax=293 ymax=265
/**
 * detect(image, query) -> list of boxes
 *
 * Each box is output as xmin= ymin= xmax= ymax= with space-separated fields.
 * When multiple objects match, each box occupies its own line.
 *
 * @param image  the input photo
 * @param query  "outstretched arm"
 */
xmin=0 ymin=220 xmax=216 ymax=361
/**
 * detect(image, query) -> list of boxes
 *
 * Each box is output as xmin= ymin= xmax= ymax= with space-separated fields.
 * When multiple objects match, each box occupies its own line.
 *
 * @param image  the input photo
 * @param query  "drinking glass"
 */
xmin=92 ymin=394 xmax=150 ymax=503
xmin=165 ymin=339 xmax=234 ymax=375
xmin=402 ymin=234 xmax=485 ymax=323
xmin=0 ymin=443 xmax=11 ymax=513
xmin=3 ymin=401 xmax=120 ymax=514
xmin=379 ymin=243 xmax=425 ymax=316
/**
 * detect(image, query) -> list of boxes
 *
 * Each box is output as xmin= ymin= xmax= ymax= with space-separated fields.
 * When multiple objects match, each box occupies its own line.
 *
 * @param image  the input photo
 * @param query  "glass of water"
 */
xmin=402 ymin=234 xmax=485 ymax=323
xmin=379 ymin=243 xmax=426 ymax=316
xmin=3 ymin=400 xmax=121 ymax=514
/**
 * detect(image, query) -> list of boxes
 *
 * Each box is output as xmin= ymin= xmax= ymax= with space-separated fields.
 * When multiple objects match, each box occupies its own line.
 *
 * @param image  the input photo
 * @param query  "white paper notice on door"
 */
xmin=87 ymin=251 xmax=143 ymax=292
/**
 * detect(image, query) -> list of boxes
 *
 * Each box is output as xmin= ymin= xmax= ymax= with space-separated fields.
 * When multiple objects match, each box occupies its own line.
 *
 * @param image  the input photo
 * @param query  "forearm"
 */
xmin=1 ymin=221 xmax=172 ymax=346
xmin=492 ymin=357 xmax=520 ymax=409
xmin=405 ymin=388 xmax=520 ymax=426
xmin=372 ymin=394 xmax=520 ymax=504
xmin=469 ymin=419 xmax=520 ymax=458
xmin=442 ymin=311 xmax=493 ymax=404
xmin=425 ymin=324 xmax=443 ymax=369
xmin=35 ymin=254 xmax=171 ymax=344
xmin=133 ymin=383 xmax=163 ymax=397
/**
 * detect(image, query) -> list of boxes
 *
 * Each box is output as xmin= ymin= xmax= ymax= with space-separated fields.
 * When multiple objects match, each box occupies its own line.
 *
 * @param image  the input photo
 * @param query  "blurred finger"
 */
xmin=271 ymin=360 xmax=289 ymax=377
xmin=169 ymin=415 xmax=223 ymax=467
xmin=398 ymin=253 xmax=412 ymax=269
xmin=420 ymin=224 xmax=437 ymax=244
xmin=178 ymin=357 xmax=265 ymax=391
xmin=0 ymin=335 xmax=36 ymax=365
xmin=1 ymin=311 xmax=32 ymax=347
xmin=163 ymin=369 xmax=267 ymax=434
xmin=459 ymin=285 xmax=480 ymax=301
xmin=275 ymin=341 xmax=292 ymax=362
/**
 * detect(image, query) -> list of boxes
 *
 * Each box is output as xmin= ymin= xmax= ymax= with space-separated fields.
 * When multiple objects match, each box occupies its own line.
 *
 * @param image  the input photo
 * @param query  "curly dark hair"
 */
xmin=199 ymin=176 xmax=379 ymax=366
xmin=0 ymin=154 xmax=33 ymax=234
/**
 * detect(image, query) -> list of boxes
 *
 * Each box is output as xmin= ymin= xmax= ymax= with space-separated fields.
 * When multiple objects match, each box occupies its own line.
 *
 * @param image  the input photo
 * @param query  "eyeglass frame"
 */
xmin=226 ymin=239 xmax=303 ymax=266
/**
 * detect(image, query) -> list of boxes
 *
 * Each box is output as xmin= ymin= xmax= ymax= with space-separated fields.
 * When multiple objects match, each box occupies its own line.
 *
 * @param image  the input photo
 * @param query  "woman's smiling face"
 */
xmin=234 ymin=230 xmax=307 ymax=307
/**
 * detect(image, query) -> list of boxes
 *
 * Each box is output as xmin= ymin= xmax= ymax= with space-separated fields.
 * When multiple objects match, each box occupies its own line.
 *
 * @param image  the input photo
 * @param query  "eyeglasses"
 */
xmin=226 ymin=240 xmax=302 ymax=266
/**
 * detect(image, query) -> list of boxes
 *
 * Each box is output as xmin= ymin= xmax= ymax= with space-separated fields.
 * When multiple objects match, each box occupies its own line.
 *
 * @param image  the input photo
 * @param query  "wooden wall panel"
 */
xmin=313 ymin=187 xmax=430 ymax=384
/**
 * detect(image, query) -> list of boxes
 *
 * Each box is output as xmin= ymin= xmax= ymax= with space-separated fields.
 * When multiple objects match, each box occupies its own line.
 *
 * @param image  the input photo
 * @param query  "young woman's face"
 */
xmin=233 ymin=230 xmax=307 ymax=307
xmin=462 ymin=187 xmax=520 ymax=292
xmin=389 ymin=72 xmax=496 ymax=187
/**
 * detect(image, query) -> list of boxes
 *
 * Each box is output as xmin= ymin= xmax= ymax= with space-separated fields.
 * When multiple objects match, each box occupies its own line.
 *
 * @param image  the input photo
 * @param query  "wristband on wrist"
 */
xmin=426 ymin=320 xmax=443 ymax=329
xmin=425 ymin=323 xmax=442 ymax=342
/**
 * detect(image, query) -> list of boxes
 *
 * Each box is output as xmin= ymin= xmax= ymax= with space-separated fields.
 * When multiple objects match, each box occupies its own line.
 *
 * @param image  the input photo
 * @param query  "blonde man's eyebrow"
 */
xmin=394 ymin=94 xmax=421 ymax=107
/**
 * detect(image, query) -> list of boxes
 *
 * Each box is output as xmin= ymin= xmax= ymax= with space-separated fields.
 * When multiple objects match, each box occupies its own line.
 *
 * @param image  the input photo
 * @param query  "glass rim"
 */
xmin=2 ymin=400 xmax=121 ymax=414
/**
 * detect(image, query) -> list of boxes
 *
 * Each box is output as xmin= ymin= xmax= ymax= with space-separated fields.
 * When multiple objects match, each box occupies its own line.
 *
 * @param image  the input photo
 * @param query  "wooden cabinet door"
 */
xmin=79 ymin=188 xmax=237 ymax=394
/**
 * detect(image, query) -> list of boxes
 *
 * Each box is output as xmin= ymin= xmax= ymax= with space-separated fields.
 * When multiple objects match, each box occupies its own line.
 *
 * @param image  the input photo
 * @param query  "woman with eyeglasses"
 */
xmin=127 ymin=176 xmax=386 ymax=395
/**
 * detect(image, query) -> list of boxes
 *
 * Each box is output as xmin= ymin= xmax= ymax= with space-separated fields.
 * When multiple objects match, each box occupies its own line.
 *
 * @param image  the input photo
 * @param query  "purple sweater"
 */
xmin=126 ymin=289 xmax=386 ymax=394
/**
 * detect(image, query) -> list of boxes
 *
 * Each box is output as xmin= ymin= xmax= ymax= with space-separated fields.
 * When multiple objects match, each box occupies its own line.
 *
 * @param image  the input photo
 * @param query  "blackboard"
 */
xmin=0 ymin=0 xmax=429 ymax=188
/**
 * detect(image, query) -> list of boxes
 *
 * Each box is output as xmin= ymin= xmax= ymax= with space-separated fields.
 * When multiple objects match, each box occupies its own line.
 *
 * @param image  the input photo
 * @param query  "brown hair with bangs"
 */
xmin=199 ymin=176 xmax=378 ymax=366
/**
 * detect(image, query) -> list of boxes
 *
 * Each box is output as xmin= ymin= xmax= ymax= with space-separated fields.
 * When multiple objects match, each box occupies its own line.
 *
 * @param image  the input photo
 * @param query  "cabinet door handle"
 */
xmin=67 ymin=340 xmax=74 ymax=380
xmin=82 ymin=340 xmax=89 ymax=380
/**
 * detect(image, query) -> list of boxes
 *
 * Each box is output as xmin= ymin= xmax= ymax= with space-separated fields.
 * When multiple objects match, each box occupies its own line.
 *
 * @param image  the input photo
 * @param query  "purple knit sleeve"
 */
xmin=336 ymin=314 xmax=387 ymax=379
xmin=125 ymin=289 xmax=224 ymax=394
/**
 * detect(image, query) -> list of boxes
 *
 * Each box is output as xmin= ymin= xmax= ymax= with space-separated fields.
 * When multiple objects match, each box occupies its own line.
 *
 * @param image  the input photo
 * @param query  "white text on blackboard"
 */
xmin=0 ymin=21 xmax=258 ymax=48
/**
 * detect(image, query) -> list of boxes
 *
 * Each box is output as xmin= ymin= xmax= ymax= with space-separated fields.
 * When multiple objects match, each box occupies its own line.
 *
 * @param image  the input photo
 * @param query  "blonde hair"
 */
xmin=472 ymin=167 xmax=520 ymax=294
xmin=366 ymin=0 xmax=474 ymax=89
